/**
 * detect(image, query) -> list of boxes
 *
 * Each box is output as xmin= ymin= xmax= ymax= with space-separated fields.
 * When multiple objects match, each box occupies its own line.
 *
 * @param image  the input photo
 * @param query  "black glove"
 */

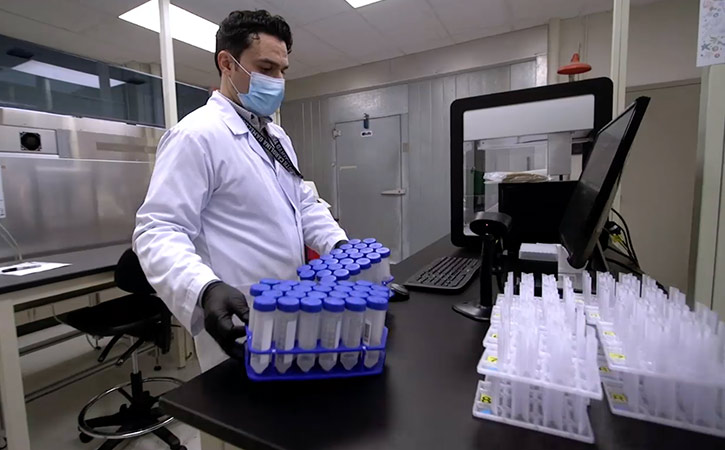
xmin=334 ymin=240 xmax=348 ymax=249
xmin=201 ymin=281 xmax=249 ymax=360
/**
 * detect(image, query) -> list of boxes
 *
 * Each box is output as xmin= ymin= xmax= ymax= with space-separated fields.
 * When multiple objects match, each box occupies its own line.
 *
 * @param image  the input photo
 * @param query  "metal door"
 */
xmin=334 ymin=115 xmax=403 ymax=262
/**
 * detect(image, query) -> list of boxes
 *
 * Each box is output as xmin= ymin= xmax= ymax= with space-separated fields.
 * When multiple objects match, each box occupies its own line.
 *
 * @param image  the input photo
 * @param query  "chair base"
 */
xmin=78 ymin=372 xmax=184 ymax=450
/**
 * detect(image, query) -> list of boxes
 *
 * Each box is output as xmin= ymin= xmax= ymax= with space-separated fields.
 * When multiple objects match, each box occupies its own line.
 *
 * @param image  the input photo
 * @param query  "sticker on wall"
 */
xmin=361 ymin=130 xmax=373 ymax=138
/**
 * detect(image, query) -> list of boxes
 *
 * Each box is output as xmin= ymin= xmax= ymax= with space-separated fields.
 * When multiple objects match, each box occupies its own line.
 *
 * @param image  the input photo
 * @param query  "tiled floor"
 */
xmin=19 ymin=325 xmax=202 ymax=450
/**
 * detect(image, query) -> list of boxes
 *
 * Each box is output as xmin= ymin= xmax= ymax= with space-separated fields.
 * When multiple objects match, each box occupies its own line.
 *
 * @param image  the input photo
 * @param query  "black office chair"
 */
xmin=65 ymin=249 xmax=186 ymax=450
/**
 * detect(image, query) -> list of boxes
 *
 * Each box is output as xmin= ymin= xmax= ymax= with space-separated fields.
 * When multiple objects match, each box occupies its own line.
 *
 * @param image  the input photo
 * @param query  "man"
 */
xmin=133 ymin=10 xmax=347 ymax=371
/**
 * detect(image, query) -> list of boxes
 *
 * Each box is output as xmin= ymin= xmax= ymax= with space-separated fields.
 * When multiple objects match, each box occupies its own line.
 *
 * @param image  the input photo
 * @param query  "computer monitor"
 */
xmin=450 ymin=78 xmax=613 ymax=248
xmin=559 ymin=96 xmax=650 ymax=269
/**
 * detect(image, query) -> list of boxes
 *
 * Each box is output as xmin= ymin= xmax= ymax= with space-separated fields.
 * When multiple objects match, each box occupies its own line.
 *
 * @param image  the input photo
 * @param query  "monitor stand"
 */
xmin=453 ymin=234 xmax=495 ymax=321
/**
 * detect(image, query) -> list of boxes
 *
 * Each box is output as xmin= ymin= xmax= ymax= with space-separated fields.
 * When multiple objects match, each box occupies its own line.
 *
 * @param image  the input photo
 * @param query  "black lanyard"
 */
xmin=240 ymin=116 xmax=303 ymax=178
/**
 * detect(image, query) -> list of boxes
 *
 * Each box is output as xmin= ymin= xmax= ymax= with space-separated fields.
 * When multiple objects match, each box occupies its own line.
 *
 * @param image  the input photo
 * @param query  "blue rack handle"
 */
xmin=243 ymin=327 xmax=388 ymax=381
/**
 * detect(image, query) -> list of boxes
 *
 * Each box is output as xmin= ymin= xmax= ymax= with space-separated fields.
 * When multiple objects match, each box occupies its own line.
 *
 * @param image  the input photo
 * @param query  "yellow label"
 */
xmin=493 ymin=313 xmax=500 ymax=318
xmin=480 ymin=394 xmax=492 ymax=404
xmin=604 ymin=331 xmax=616 ymax=337
xmin=492 ymin=333 xmax=498 ymax=339
xmin=599 ymin=365 xmax=611 ymax=373
xmin=589 ymin=313 xmax=600 ymax=319
xmin=612 ymin=393 xmax=628 ymax=403
xmin=487 ymin=355 xmax=498 ymax=364
xmin=609 ymin=352 xmax=626 ymax=361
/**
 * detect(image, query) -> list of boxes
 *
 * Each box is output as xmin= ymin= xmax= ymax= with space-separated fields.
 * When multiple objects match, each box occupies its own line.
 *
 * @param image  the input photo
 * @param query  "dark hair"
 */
xmin=215 ymin=10 xmax=292 ymax=76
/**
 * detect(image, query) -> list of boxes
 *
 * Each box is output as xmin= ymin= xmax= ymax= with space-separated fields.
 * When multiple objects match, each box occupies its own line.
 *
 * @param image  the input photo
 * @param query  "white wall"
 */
xmin=557 ymin=0 xmax=701 ymax=87
xmin=286 ymin=26 xmax=547 ymax=101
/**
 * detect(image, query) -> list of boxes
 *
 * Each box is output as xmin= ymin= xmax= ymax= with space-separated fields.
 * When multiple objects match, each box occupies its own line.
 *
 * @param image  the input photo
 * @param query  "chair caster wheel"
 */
xmin=79 ymin=432 xmax=93 ymax=443
xmin=172 ymin=446 xmax=187 ymax=450
xmin=154 ymin=365 xmax=162 ymax=371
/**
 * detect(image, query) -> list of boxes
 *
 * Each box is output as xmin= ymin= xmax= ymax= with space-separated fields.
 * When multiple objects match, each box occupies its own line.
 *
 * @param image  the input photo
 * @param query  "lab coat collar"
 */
xmin=208 ymin=91 xmax=284 ymax=140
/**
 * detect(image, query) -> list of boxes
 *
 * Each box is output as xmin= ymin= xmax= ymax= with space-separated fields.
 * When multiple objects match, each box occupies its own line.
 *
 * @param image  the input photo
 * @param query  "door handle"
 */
xmin=381 ymin=189 xmax=406 ymax=196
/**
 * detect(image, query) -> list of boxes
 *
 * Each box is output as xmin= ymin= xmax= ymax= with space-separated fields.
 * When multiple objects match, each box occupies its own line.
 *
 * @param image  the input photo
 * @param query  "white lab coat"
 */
xmin=133 ymin=91 xmax=347 ymax=371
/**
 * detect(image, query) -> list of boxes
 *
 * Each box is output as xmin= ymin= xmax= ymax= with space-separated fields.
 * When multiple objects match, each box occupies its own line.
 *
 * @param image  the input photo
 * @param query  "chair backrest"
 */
xmin=115 ymin=249 xmax=155 ymax=295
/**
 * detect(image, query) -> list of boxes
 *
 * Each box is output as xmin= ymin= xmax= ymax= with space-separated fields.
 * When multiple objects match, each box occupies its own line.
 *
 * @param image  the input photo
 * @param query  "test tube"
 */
xmin=367 ymin=252 xmax=382 ymax=283
xmin=260 ymin=289 xmax=284 ymax=300
xmin=357 ymin=258 xmax=371 ymax=280
xmin=297 ymin=297 xmax=322 ymax=372
xmin=313 ymin=284 xmax=333 ymax=294
xmin=248 ymin=283 xmax=271 ymax=331
xmin=336 ymin=253 xmax=349 ymax=260
xmin=306 ymin=290 xmax=325 ymax=299
xmin=337 ymin=280 xmax=355 ymax=288
xmin=316 ymin=269 xmax=333 ymax=281
xmin=286 ymin=290 xmax=307 ymax=300
xmin=292 ymin=284 xmax=313 ymax=293
xmin=363 ymin=295 xmax=388 ymax=368
xmin=334 ymin=269 xmax=350 ymax=282
xmin=339 ymin=258 xmax=355 ymax=266
xmin=275 ymin=283 xmax=293 ymax=293
xmin=348 ymin=239 xmax=362 ymax=245
xmin=296 ymin=265 xmax=313 ymax=276
xmin=354 ymin=243 xmax=368 ymax=250
xmin=328 ymin=263 xmax=344 ymax=272
xmin=339 ymin=243 xmax=353 ymax=251
xmin=370 ymin=284 xmax=391 ymax=299
xmin=250 ymin=283 xmax=270 ymax=297
xmin=313 ymin=263 xmax=329 ymax=273
xmin=340 ymin=297 xmax=366 ymax=370
xmin=359 ymin=248 xmax=373 ymax=255
xmin=319 ymin=296 xmax=345 ymax=371
xmin=333 ymin=285 xmax=353 ymax=293
xmin=273 ymin=297 xmax=299 ymax=373
xmin=298 ymin=280 xmax=317 ymax=288
xmin=369 ymin=242 xmax=383 ymax=250
xmin=376 ymin=247 xmax=391 ymax=282
xmin=320 ymin=254 xmax=336 ymax=262
xmin=345 ymin=263 xmax=361 ymax=282
xmin=250 ymin=296 xmax=276 ymax=374
xmin=330 ymin=249 xmax=344 ymax=256
xmin=299 ymin=270 xmax=316 ymax=282
xmin=309 ymin=259 xmax=324 ymax=267
xmin=320 ymin=275 xmax=338 ymax=285
xmin=363 ymin=238 xmax=377 ymax=245
xmin=260 ymin=278 xmax=280 ymax=286
xmin=349 ymin=290 xmax=368 ymax=300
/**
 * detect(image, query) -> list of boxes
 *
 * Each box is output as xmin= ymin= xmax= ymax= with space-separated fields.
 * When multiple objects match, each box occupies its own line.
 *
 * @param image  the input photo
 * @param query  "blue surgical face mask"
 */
xmin=228 ymin=55 xmax=285 ymax=117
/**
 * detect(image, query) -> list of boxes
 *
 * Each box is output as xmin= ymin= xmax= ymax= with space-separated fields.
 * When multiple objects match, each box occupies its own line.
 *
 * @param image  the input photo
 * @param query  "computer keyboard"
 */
xmin=404 ymin=256 xmax=480 ymax=293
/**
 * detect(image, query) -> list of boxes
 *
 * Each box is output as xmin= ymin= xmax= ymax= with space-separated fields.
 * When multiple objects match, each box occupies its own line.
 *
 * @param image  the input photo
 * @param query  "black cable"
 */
xmin=609 ymin=245 xmax=637 ymax=264
xmin=611 ymin=208 xmax=639 ymax=265
xmin=606 ymin=258 xmax=644 ymax=276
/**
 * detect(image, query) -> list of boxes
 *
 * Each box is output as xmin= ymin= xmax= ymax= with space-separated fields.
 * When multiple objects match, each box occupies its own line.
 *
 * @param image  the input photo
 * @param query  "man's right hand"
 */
xmin=201 ymin=281 xmax=249 ymax=360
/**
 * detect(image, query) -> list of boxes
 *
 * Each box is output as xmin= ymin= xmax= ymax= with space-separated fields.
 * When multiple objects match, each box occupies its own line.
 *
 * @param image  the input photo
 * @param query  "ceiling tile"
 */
xmin=264 ymin=0 xmax=352 ymax=26
xmin=289 ymin=27 xmax=357 ymax=67
xmin=427 ymin=0 xmax=510 ymax=38
xmin=173 ymin=0 xmax=277 ymax=24
xmin=304 ymin=10 xmax=403 ymax=62
xmin=449 ymin=24 xmax=512 ymax=45
xmin=0 ymin=0 xmax=109 ymax=33
xmin=397 ymin=35 xmax=455 ymax=55
xmin=357 ymin=0 xmax=447 ymax=37
xmin=73 ymin=0 xmax=149 ymax=17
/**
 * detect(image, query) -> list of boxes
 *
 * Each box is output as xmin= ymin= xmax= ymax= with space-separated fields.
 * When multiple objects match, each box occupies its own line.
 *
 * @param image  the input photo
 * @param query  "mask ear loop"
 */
xmin=225 ymin=52 xmax=249 ymax=97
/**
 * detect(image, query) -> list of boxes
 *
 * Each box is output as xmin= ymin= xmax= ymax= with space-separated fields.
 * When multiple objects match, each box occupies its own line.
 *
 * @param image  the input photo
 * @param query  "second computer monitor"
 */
xmin=559 ymin=96 xmax=650 ymax=269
